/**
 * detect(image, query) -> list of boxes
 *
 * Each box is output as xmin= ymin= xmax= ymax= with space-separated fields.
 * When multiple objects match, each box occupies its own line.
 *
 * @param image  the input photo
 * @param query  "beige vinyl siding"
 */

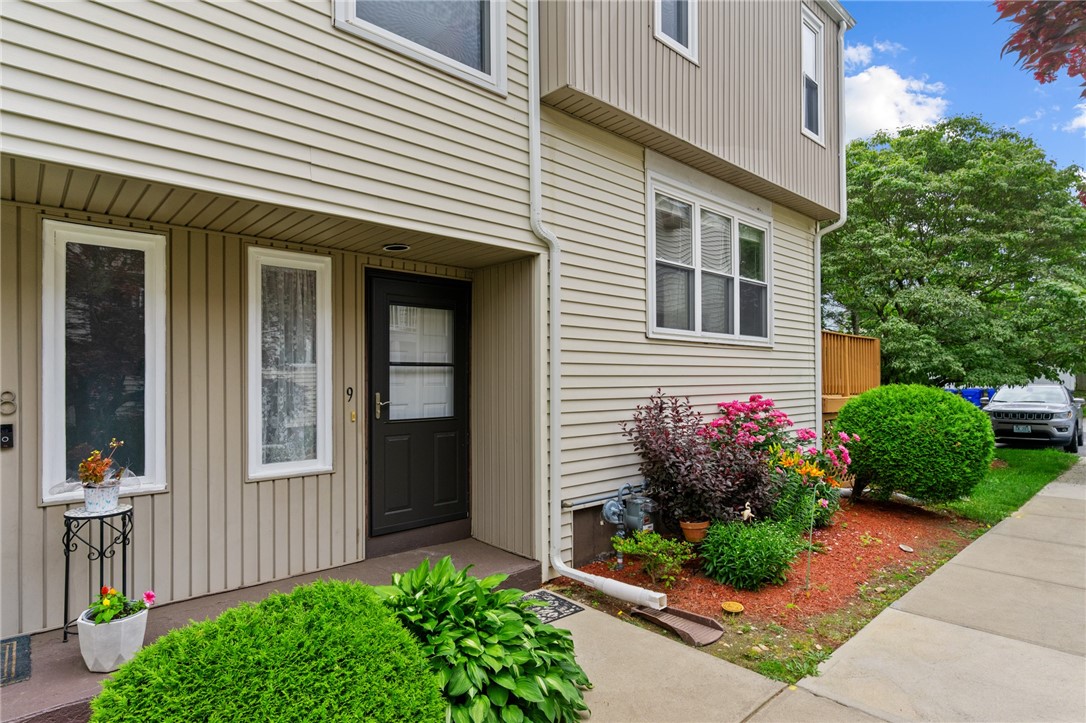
xmin=0 ymin=201 xmax=494 ymax=637
xmin=471 ymin=258 xmax=538 ymax=558
xmin=540 ymin=0 xmax=843 ymax=218
xmin=542 ymin=109 xmax=818 ymax=514
xmin=0 ymin=0 xmax=537 ymax=252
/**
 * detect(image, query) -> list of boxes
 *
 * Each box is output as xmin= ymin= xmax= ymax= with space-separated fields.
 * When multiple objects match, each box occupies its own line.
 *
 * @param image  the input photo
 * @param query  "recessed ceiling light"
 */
xmin=382 ymin=243 xmax=411 ymax=252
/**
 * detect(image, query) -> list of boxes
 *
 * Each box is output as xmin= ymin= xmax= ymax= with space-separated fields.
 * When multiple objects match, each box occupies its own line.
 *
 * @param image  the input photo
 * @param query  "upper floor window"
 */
xmin=649 ymin=179 xmax=772 ymax=343
xmin=801 ymin=6 xmax=824 ymax=142
xmin=334 ymin=0 xmax=506 ymax=93
xmin=41 ymin=221 xmax=168 ymax=504
xmin=655 ymin=0 xmax=698 ymax=62
xmin=247 ymin=248 xmax=333 ymax=480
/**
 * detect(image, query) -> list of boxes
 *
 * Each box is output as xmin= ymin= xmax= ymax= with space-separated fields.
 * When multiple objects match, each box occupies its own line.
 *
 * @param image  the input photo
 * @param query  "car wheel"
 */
xmin=1066 ymin=423 xmax=1081 ymax=454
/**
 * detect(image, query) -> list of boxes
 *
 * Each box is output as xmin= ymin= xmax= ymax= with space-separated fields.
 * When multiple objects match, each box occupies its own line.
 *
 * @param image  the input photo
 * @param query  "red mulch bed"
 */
xmin=564 ymin=499 xmax=978 ymax=629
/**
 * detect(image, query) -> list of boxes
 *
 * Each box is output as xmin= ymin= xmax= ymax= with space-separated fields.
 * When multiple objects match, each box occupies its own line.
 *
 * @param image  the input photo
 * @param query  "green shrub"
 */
xmin=834 ymin=384 xmax=995 ymax=503
xmin=90 ymin=580 xmax=445 ymax=723
xmin=770 ymin=470 xmax=840 ymax=531
xmin=611 ymin=530 xmax=695 ymax=588
xmin=376 ymin=556 xmax=591 ymax=723
xmin=700 ymin=521 xmax=801 ymax=590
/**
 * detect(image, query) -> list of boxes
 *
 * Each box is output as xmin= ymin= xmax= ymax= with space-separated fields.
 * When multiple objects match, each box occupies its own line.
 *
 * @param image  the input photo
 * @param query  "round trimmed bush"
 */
xmin=90 ymin=580 xmax=445 ymax=723
xmin=834 ymin=384 xmax=995 ymax=503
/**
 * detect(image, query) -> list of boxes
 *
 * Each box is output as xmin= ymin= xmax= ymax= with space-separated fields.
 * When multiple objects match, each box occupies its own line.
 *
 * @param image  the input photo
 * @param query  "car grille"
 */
xmin=992 ymin=411 xmax=1053 ymax=421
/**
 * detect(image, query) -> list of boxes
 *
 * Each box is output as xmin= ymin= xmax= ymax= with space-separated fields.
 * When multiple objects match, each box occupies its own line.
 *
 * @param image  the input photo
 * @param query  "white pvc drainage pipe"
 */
xmin=526 ymin=0 xmax=665 ymax=610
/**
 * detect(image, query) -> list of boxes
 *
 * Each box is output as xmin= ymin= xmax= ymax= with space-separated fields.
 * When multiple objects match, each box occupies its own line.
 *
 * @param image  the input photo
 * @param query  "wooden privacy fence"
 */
xmin=822 ymin=331 xmax=880 ymax=422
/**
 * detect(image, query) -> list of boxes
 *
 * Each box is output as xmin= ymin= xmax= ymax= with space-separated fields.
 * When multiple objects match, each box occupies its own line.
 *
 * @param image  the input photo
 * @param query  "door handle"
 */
xmin=375 ymin=392 xmax=392 ymax=419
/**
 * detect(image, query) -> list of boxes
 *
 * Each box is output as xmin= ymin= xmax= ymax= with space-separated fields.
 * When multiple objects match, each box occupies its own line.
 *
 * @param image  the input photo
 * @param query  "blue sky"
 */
xmin=842 ymin=1 xmax=1085 ymax=170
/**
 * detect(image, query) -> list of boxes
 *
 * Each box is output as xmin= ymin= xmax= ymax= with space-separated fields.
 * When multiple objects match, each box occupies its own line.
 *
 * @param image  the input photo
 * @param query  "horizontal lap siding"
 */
xmin=0 ymin=203 xmax=482 ymax=636
xmin=0 ymin=1 xmax=534 ymax=249
xmin=542 ymin=111 xmax=818 ymax=530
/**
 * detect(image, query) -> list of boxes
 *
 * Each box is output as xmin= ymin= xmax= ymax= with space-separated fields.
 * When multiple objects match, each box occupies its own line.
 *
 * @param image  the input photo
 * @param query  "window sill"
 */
xmin=247 ymin=466 xmax=334 ymax=483
xmin=647 ymin=328 xmax=773 ymax=348
xmin=40 ymin=485 xmax=169 ymax=508
xmin=801 ymin=128 xmax=826 ymax=147
xmin=653 ymin=32 xmax=700 ymax=66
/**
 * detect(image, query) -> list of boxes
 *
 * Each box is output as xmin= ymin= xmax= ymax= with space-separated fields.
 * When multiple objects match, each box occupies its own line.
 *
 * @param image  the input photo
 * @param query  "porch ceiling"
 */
xmin=1 ymin=155 xmax=532 ymax=269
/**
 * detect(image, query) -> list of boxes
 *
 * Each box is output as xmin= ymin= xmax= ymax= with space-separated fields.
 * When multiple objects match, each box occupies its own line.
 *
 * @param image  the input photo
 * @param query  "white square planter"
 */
xmin=76 ymin=607 xmax=148 ymax=672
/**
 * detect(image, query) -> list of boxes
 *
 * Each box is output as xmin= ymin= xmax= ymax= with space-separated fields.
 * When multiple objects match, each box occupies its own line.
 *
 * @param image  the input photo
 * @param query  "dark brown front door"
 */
xmin=367 ymin=271 xmax=470 ymax=536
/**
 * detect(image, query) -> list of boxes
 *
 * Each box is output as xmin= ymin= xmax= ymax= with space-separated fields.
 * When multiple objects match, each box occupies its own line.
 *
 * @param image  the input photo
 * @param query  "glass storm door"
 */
xmin=367 ymin=271 xmax=470 ymax=536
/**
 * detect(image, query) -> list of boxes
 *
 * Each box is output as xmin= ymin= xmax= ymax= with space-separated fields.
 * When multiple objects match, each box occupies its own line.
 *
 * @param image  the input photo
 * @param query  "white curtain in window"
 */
xmin=261 ymin=266 xmax=319 ymax=464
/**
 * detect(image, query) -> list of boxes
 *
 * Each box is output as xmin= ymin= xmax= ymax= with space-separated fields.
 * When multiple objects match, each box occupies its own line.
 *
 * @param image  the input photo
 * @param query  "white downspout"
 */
xmin=527 ymin=0 xmax=666 ymax=610
xmin=814 ymin=19 xmax=849 ymax=436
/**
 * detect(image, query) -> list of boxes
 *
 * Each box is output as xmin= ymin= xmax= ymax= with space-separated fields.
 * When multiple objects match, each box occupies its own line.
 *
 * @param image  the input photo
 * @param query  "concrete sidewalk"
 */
xmin=555 ymin=459 xmax=1086 ymax=722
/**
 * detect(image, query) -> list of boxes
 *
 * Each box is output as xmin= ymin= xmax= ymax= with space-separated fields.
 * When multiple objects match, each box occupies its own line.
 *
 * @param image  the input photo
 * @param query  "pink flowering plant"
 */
xmin=769 ymin=428 xmax=859 ymax=528
xmin=702 ymin=394 xmax=795 ymax=456
xmin=621 ymin=391 xmax=775 ymax=525
xmin=87 ymin=585 xmax=156 ymax=624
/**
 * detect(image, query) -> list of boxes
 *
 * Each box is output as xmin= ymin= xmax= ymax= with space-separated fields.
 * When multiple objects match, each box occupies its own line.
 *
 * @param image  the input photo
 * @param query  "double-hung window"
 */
xmin=801 ymin=5 xmax=824 ymax=142
xmin=650 ymin=181 xmax=771 ymax=342
xmin=247 ymin=248 xmax=332 ymax=480
xmin=655 ymin=0 xmax=698 ymax=62
xmin=41 ymin=221 xmax=167 ymax=503
xmin=333 ymin=0 xmax=506 ymax=92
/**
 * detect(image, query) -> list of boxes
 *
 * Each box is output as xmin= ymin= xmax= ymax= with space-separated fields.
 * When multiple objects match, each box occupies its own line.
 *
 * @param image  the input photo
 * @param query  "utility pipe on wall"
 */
xmin=526 ymin=0 xmax=666 ymax=610
xmin=814 ymin=18 xmax=850 ymax=437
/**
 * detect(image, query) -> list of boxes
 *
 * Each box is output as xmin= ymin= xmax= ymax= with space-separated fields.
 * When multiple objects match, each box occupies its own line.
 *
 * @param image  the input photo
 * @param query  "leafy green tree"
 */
xmin=823 ymin=116 xmax=1086 ymax=386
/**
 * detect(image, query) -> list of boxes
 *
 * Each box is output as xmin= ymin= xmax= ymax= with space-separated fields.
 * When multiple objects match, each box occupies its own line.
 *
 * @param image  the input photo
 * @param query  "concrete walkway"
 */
xmin=555 ymin=459 xmax=1086 ymax=722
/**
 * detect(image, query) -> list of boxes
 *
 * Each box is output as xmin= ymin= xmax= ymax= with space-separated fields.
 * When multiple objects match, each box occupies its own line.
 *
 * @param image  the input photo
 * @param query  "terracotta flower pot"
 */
xmin=77 ymin=607 xmax=148 ymax=672
xmin=679 ymin=519 xmax=710 ymax=543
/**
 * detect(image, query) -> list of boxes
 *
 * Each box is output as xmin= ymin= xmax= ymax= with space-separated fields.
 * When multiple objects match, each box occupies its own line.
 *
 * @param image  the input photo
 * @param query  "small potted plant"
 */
xmin=77 ymin=585 xmax=156 ymax=672
xmin=78 ymin=438 xmax=125 ymax=513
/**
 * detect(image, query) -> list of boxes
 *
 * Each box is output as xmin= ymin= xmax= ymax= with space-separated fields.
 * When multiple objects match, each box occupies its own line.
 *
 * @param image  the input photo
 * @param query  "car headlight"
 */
xmin=1054 ymin=410 xmax=1073 ymax=419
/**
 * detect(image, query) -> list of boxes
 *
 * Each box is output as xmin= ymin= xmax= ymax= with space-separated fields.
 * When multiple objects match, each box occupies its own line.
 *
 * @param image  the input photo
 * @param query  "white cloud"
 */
xmin=1061 ymin=103 xmax=1086 ymax=137
xmin=845 ymin=65 xmax=949 ymax=141
xmin=1018 ymin=109 xmax=1045 ymax=125
xmin=844 ymin=43 xmax=873 ymax=70
xmin=873 ymin=40 xmax=907 ymax=56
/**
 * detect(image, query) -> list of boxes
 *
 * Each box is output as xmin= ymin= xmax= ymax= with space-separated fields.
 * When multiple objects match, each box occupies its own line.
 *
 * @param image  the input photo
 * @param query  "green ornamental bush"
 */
xmin=611 ymin=530 xmax=695 ymax=588
xmin=377 ymin=556 xmax=591 ymax=723
xmin=699 ymin=520 xmax=801 ymax=591
xmin=89 ymin=580 xmax=445 ymax=723
xmin=835 ymin=384 xmax=995 ymax=503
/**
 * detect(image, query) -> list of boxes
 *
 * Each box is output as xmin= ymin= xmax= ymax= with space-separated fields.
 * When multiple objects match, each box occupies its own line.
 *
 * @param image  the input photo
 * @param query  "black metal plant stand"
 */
xmin=62 ymin=504 xmax=134 ymax=642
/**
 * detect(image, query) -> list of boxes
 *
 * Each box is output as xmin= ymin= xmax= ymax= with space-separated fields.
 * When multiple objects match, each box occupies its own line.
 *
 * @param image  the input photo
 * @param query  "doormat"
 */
xmin=521 ymin=591 xmax=584 ymax=624
xmin=1 ymin=635 xmax=30 ymax=686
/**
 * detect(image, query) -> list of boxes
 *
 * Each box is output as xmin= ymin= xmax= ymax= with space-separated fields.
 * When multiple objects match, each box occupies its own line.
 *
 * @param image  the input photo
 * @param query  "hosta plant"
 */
xmin=376 ymin=557 xmax=591 ymax=723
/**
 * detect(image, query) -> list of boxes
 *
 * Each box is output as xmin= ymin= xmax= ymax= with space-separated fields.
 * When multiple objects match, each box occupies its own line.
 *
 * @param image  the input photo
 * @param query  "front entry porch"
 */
xmin=1 ymin=540 xmax=540 ymax=723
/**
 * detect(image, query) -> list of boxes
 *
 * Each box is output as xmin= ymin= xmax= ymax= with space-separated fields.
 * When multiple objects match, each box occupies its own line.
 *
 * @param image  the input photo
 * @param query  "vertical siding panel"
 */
xmin=301 ymin=475 xmax=317 ymax=573
xmin=188 ymin=231 xmax=209 ymax=596
xmin=225 ymin=238 xmax=249 ymax=589
xmin=257 ymin=482 xmax=275 ymax=581
xmin=168 ymin=229 xmax=191 ymax=601
xmin=471 ymin=259 xmax=534 ymax=557
xmin=206 ymin=234 xmax=227 ymax=591
xmin=275 ymin=478 xmax=290 ymax=577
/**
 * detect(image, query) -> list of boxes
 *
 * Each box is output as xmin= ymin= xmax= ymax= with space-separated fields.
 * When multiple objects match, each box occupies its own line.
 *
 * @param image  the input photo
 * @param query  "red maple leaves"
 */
xmin=996 ymin=0 xmax=1086 ymax=96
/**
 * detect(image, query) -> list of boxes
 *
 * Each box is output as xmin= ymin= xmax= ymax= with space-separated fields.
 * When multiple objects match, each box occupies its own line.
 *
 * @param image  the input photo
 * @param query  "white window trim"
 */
xmin=247 ymin=247 xmax=333 ymax=481
xmin=41 ymin=221 xmax=168 ymax=505
xmin=801 ymin=5 xmax=825 ymax=145
xmin=646 ymin=174 xmax=774 ymax=346
xmin=332 ymin=0 xmax=507 ymax=95
xmin=654 ymin=0 xmax=699 ymax=64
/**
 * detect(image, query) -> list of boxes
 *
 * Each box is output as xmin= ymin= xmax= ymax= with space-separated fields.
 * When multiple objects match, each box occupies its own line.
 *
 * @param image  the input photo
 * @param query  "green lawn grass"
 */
xmin=939 ymin=447 xmax=1079 ymax=525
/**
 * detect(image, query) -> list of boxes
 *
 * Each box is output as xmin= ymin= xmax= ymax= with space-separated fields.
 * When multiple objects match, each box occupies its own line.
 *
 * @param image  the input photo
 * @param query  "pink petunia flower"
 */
xmin=143 ymin=590 xmax=157 ymax=606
